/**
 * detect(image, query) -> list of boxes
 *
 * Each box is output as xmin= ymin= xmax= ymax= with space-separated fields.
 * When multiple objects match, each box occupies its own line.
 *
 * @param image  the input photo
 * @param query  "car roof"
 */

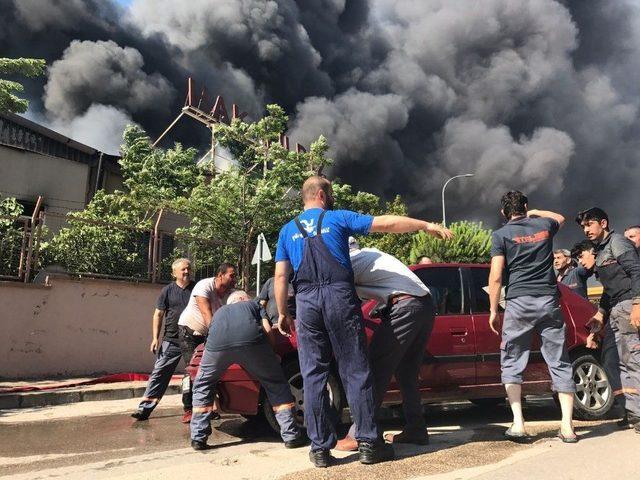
xmin=408 ymin=263 xmax=490 ymax=270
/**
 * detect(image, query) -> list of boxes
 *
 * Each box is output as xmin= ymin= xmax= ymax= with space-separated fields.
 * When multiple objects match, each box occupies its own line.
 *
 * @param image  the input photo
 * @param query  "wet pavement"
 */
xmin=0 ymin=396 xmax=624 ymax=479
xmin=0 ymin=406 xmax=280 ymax=476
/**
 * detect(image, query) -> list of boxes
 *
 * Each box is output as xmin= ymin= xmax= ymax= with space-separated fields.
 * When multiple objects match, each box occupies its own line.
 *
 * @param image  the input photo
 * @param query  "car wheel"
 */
xmin=262 ymin=359 xmax=344 ymax=435
xmin=469 ymin=398 xmax=505 ymax=408
xmin=568 ymin=353 xmax=614 ymax=420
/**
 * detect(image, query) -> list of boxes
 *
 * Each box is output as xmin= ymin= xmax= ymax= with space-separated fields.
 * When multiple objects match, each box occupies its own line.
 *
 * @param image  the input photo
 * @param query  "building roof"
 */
xmin=0 ymin=111 xmax=120 ymax=168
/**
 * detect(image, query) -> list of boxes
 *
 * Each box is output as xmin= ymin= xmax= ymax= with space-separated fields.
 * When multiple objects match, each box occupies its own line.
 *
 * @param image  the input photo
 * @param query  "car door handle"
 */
xmin=449 ymin=328 xmax=468 ymax=336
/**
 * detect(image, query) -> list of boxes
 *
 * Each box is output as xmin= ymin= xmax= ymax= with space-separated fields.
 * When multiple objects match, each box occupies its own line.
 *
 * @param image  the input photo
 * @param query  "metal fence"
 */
xmin=0 ymin=208 xmax=238 ymax=284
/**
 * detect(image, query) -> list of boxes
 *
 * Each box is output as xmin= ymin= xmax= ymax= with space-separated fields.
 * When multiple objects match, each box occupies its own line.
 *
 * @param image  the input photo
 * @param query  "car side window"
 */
xmin=414 ymin=267 xmax=464 ymax=315
xmin=468 ymin=268 xmax=491 ymax=314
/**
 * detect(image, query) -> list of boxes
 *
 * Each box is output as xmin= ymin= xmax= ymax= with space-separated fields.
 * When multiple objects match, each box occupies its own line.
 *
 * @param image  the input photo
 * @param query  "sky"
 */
xmin=1 ymin=0 xmax=639 ymax=248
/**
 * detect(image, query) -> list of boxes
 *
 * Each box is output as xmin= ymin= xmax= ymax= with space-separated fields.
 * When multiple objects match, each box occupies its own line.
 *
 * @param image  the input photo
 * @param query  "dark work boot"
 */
xmin=358 ymin=440 xmax=395 ymax=465
xmin=284 ymin=435 xmax=309 ymax=449
xmin=308 ymin=449 xmax=335 ymax=468
xmin=191 ymin=439 xmax=208 ymax=451
xmin=131 ymin=408 xmax=152 ymax=421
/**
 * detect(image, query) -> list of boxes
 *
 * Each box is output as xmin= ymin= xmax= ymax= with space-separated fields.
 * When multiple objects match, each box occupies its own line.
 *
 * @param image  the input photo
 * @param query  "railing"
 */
xmin=0 ymin=208 xmax=237 ymax=284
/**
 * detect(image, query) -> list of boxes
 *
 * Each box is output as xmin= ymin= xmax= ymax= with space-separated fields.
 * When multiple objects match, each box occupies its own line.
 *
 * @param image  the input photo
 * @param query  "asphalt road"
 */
xmin=0 ymin=395 xmax=631 ymax=480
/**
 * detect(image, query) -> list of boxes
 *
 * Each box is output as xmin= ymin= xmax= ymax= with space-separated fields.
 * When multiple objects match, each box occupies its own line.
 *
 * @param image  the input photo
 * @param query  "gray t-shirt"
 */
xmin=490 ymin=216 xmax=559 ymax=299
xmin=205 ymin=300 xmax=267 ymax=352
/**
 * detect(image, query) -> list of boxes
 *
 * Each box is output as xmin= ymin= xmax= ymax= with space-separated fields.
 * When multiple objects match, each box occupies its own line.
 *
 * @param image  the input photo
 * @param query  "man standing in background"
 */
xmin=553 ymin=248 xmax=591 ymax=298
xmin=131 ymin=258 xmax=195 ymax=422
xmin=624 ymin=225 xmax=640 ymax=253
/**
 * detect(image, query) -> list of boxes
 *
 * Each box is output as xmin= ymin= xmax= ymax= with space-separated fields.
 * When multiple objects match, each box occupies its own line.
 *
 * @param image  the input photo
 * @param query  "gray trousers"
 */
xmin=602 ymin=300 xmax=640 ymax=417
xmin=348 ymin=295 xmax=435 ymax=438
xmin=501 ymin=295 xmax=575 ymax=393
xmin=137 ymin=340 xmax=184 ymax=412
xmin=190 ymin=342 xmax=299 ymax=443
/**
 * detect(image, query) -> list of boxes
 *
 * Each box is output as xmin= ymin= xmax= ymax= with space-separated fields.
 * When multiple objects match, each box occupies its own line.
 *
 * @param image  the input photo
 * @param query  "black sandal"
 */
xmin=504 ymin=426 xmax=530 ymax=442
xmin=556 ymin=430 xmax=578 ymax=443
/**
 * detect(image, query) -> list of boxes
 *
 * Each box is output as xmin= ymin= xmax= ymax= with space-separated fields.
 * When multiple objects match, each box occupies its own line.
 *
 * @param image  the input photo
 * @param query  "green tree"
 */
xmin=175 ymin=105 xmax=333 ymax=287
xmin=45 ymin=126 xmax=200 ymax=278
xmin=0 ymin=197 xmax=25 ymax=276
xmin=0 ymin=58 xmax=46 ymax=114
xmin=409 ymin=221 xmax=492 ymax=264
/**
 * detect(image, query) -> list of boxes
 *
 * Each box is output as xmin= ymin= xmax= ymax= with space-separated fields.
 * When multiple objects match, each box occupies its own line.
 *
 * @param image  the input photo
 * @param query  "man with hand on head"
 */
xmin=335 ymin=237 xmax=437 ymax=452
xmin=274 ymin=175 xmax=452 ymax=468
xmin=131 ymin=258 xmax=195 ymax=422
xmin=575 ymin=208 xmax=640 ymax=433
xmin=488 ymin=191 xmax=577 ymax=443
xmin=177 ymin=262 xmax=237 ymax=422
xmin=190 ymin=290 xmax=307 ymax=451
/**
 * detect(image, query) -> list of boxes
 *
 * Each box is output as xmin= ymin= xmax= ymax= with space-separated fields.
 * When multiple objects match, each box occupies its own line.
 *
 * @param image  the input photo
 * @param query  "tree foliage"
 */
xmin=409 ymin=221 xmax=492 ymax=264
xmin=45 ymin=126 xmax=199 ymax=278
xmin=0 ymin=197 xmax=25 ymax=276
xmin=0 ymin=58 xmax=46 ymax=114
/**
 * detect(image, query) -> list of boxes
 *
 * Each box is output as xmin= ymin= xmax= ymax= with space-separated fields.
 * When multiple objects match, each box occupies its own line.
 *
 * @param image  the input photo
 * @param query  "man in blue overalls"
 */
xmin=274 ymin=175 xmax=453 ymax=467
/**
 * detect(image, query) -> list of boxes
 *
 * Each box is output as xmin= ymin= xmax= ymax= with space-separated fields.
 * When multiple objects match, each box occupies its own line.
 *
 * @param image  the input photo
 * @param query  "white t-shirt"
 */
xmin=178 ymin=277 xmax=233 ymax=334
xmin=350 ymin=247 xmax=430 ymax=302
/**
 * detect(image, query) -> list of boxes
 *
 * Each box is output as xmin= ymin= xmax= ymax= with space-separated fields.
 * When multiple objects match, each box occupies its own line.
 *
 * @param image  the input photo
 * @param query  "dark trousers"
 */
xmin=603 ymin=300 xmax=640 ymax=417
xmin=296 ymin=283 xmax=378 ymax=451
xmin=179 ymin=325 xmax=207 ymax=410
xmin=137 ymin=340 xmax=183 ymax=412
xmin=348 ymin=295 xmax=435 ymax=438
xmin=191 ymin=342 xmax=299 ymax=443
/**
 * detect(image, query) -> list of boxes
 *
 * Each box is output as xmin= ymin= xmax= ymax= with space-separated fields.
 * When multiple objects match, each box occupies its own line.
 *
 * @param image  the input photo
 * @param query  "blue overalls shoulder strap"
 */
xmin=293 ymin=210 xmax=327 ymax=237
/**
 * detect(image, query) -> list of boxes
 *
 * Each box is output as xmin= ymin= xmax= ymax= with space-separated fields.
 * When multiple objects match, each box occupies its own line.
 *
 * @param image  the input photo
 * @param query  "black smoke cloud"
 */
xmin=1 ymin=0 xmax=639 ymax=239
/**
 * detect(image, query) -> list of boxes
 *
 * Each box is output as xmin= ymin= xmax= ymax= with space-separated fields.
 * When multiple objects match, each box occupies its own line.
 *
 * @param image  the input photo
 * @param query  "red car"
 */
xmin=187 ymin=263 xmax=613 ymax=432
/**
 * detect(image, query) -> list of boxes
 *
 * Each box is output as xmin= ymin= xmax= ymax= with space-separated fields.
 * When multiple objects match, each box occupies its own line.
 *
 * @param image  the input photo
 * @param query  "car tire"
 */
xmin=564 ymin=352 xmax=614 ymax=420
xmin=469 ymin=398 xmax=505 ymax=408
xmin=262 ymin=358 xmax=344 ymax=435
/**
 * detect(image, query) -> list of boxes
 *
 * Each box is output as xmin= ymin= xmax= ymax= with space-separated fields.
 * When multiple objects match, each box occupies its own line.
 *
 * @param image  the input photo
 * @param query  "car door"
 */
xmin=467 ymin=266 xmax=548 ymax=387
xmin=466 ymin=266 xmax=502 ymax=385
xmin=413 ymin=266 xmax=476 ymax=388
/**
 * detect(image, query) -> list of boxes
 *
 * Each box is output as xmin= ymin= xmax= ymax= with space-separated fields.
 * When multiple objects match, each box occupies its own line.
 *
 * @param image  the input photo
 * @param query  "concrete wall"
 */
xmin=0 ymin=276 xmax=169 ymax=379
xmin=0 ymin=145 xmax=90 ymax=222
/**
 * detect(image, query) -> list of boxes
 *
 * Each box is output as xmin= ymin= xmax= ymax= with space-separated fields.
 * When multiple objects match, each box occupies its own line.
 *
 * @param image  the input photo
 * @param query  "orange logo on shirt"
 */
xmin=512 ymin=230 xmax=549 ymax=244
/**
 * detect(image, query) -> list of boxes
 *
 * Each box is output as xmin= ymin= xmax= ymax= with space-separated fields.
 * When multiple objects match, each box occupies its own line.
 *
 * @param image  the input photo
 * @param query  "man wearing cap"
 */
xmin=335 ymin=238 xmax=436 ymax=451
xmin=553 ymin=249 xmax=591 ymax=298
xmin=274 ymin=175 xmax=452 ymax=467
xmin=488 ymin=191 xmax=577 ymax=442
xmin=190 ymin=290 xmax=307 ymax=450
xmin=575 ymin=208 xmax=640 ymax=433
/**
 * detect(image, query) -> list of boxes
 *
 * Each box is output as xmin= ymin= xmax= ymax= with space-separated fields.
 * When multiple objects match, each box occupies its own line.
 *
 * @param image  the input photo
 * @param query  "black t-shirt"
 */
xmin=490 ymin=216 xmax=559 ymax=299
xmin=205 ymin=300 xmax=267 ymax=352
xmin=258 ymin=277 xmax=296 ymax=324
xmin=156 ymin=281 xmax=194 ymax=343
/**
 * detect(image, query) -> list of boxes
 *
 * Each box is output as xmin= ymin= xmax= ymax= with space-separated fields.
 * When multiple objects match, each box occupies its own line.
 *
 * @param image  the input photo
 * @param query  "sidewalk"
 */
xmin=0 ymin=377 xmax=181 ymax=409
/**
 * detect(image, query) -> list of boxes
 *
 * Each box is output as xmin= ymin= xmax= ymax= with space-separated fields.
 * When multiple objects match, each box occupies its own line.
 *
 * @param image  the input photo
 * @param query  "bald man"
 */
xmin=274 ymin=175 xmax=452 ymax=467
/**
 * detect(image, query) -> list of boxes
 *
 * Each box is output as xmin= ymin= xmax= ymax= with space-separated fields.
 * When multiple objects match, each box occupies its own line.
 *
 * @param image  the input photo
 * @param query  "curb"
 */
xmin=0 ymin=383 xmax=181 ymax=409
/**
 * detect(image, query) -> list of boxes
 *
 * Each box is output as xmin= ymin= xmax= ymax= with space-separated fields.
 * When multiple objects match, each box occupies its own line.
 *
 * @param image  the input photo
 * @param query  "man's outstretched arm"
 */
xmin=370 ymin=215 xmax=453 ymax=239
